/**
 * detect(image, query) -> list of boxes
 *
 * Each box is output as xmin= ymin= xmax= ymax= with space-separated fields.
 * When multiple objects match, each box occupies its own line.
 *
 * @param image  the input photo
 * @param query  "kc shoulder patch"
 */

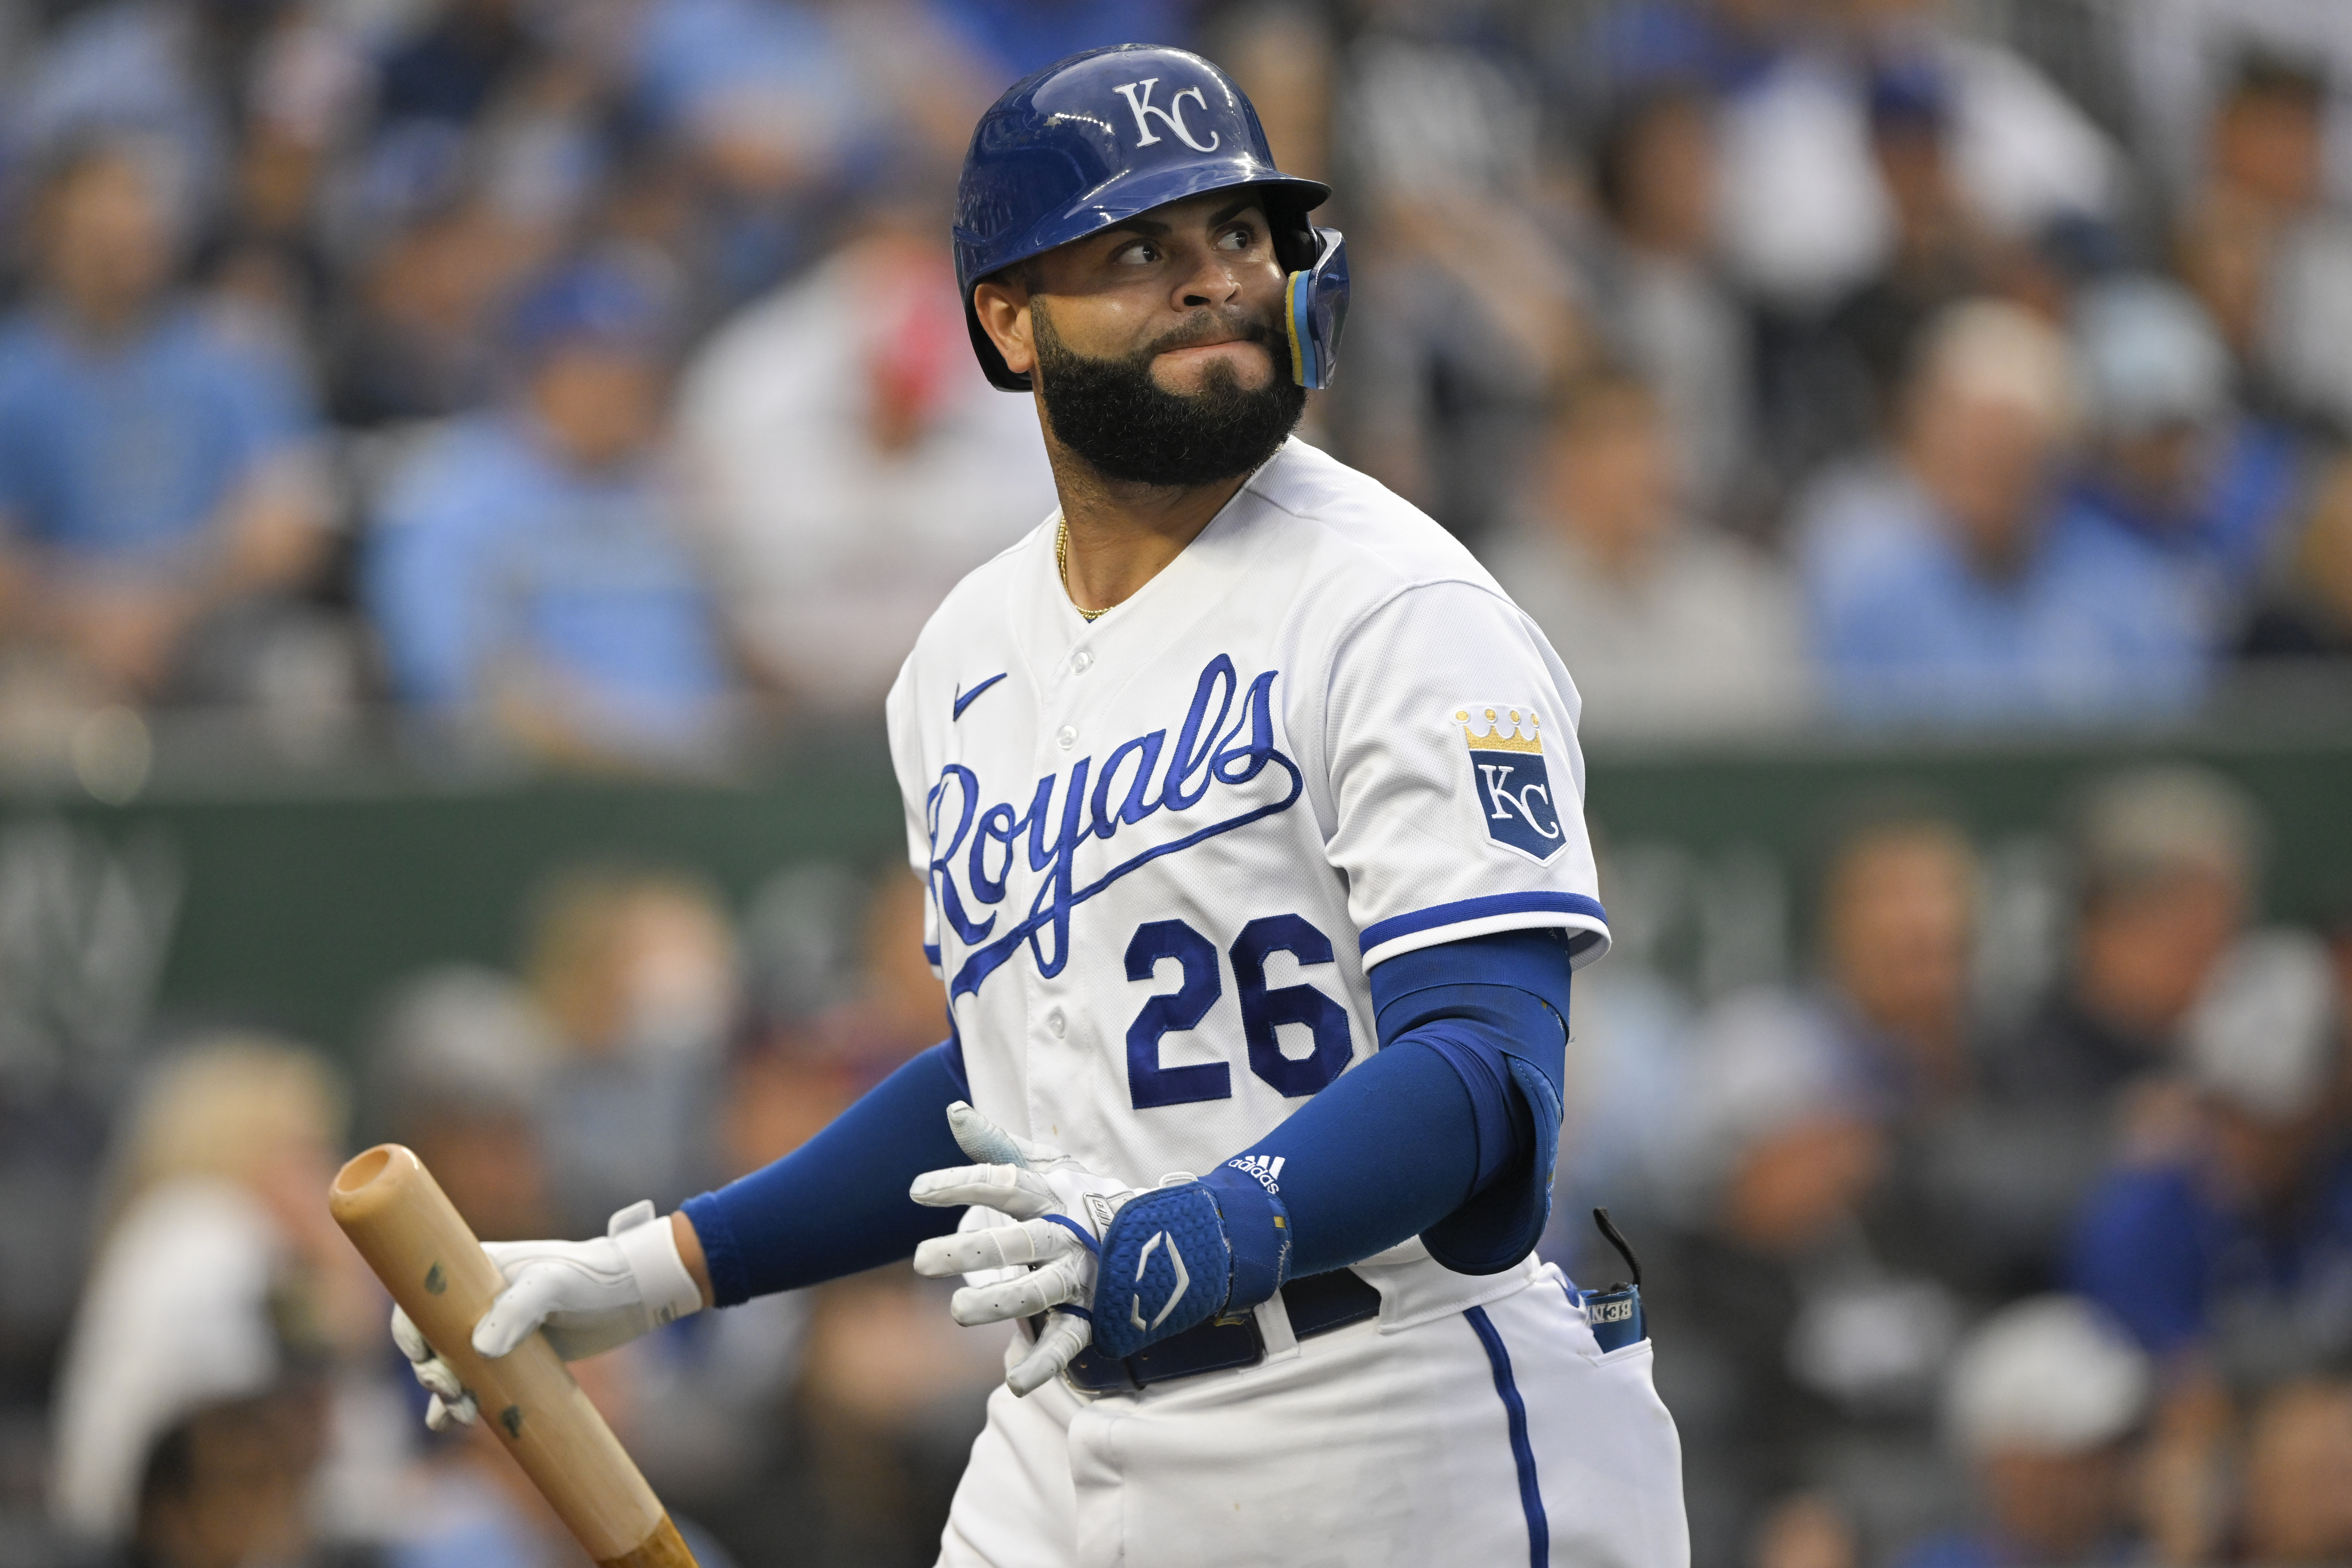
xmin=1457 ymin=706 xmax=1567 ymax=864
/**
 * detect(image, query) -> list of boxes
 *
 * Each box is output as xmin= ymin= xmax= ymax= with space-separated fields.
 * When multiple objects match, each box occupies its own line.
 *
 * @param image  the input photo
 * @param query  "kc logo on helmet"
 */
xmin=1459 ymin=707 xmax=1565 ymax=863
xmin=1115 ymin=79 xmax=1221 ymax=152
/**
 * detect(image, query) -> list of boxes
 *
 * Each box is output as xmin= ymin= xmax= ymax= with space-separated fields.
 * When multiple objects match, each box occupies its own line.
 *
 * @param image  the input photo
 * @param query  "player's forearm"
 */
xmin=680 ymin=1039 xmax=972 ymax=1305
xmin=1203 ymin=1034 xmax=1502 ymax=1282
xmin=1206 ymin=928 xmax=1574 ymax=1292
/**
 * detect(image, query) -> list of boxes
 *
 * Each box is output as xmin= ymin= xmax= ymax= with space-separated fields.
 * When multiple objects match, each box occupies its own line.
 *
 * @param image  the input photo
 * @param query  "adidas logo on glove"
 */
xmin=1226 ymin=1154 xmax=1285 ymax=1194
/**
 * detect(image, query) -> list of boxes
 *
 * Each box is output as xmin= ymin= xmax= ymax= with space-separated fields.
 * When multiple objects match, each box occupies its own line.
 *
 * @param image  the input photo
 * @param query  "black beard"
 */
xmin=1031 ymin=301 xmax=1307 ymax=488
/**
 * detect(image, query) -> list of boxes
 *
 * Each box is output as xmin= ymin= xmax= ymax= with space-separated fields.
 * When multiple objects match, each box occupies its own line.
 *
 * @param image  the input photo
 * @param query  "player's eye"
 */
xmin=1216 ymin=223 xmax=1257 ymax=251
xmin=1113 ymin=239 xmax=1159 ymax=266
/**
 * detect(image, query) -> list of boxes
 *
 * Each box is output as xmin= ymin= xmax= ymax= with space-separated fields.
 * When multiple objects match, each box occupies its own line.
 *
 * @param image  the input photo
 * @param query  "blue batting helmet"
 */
xmin=953 ymin=44 xmax=1349 ymax=393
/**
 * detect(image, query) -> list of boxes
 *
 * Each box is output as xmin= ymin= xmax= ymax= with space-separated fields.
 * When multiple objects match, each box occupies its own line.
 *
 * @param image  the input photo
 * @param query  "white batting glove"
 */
xmin=910 ymin=1102 xmax=1139 ymax=1396
xmin=389 ymin=1199 xmax=704 ymax=1430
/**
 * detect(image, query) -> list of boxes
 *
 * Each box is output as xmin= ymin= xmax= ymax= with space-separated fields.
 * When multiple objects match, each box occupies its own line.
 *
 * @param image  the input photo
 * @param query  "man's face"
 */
xmin=44 ymin=153 xmax=173 ymax=330
xmin=1826 ymin=829 xmax=1974 ymax=1049
xmin=2217 ymin=90 xmax=2325 ymax=212
xmin=2076 ymin=866 xmax=2246 ymax=1038
xmin=1544 ymin=390 xmax=1677 ymax=560
xmin=1980 ymin=1446 xmax=2125 ymax=1563
xmin=528 ymin=344 xmax=664 ymax=469
xmin=1903 ymin=380 xmax=2059 ymax=574
xmin=972 ymin=190 xmax=1306 ymax=487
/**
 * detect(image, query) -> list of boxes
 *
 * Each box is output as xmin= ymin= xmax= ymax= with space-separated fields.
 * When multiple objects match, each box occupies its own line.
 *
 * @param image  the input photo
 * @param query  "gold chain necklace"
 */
xmin=1056 ymin=517 xmax=1110 ymax=621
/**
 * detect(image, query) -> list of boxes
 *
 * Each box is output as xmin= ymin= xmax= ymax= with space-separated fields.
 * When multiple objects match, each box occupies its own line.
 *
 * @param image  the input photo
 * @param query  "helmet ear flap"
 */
xmin=1283 ymin=228 xmax=1349 ymax=390
xmin=1267 ymin=200 xmax=1321 ymax=277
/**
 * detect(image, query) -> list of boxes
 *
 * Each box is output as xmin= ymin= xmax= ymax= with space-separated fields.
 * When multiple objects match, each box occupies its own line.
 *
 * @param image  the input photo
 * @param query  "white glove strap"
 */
xmin=608 ymin=1201 xmax=705 ymax=1327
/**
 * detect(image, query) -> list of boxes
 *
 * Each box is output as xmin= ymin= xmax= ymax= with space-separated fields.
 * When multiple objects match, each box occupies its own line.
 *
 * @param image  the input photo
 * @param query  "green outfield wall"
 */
xmin=4 ymin=725 xmax=2348 ymax=1062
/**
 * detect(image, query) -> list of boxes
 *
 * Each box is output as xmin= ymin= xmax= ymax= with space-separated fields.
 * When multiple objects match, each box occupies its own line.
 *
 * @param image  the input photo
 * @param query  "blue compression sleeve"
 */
xmin=1373 ymin=929 xmax=1573 ymax=1273
xmin=681 ymin=1040 xmax=971 ymax=1306
xmin=1200 ymin=929 xmax=1574 ymax=1297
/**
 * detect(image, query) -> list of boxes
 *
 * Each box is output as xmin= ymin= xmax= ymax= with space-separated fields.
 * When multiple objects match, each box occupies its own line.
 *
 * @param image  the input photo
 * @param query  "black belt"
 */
xmin=1041 ymin=1269 xmax=1382 ymax=1394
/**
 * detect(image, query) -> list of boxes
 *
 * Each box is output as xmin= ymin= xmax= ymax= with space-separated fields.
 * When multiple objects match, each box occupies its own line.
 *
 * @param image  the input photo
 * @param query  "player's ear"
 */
xmin=973 ymin=277 xmax=1035 ymax=379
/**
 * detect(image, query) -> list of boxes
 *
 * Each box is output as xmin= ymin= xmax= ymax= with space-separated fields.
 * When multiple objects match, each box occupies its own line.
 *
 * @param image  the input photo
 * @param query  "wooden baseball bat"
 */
xmin=329 ymin=1144 xmax=698 ymax=1568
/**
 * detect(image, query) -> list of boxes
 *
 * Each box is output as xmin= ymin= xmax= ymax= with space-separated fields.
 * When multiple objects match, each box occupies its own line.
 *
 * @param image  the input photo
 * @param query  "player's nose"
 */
xmin=1171 ymin=245 xmax=1246 ymax=313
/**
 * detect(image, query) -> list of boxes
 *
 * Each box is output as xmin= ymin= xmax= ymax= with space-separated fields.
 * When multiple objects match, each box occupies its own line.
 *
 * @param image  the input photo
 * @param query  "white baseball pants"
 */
xmin=934 ymin=1263 xmax=1689 ymax=1568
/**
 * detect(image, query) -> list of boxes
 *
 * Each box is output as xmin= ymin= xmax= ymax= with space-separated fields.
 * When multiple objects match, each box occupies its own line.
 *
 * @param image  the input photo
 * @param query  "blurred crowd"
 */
xmin=4 ymin=763 xmax=2352 ymax=1568
xmin=1556 ymin=763 xmax=2352 ymax=1568
xmin=8 ymin=854 xmax=1003 ymax=1567
xmin=6 ymin=0 xmax=2352 ymax=1566
xmin=0 ymin=0 xmax=2349 ymax=780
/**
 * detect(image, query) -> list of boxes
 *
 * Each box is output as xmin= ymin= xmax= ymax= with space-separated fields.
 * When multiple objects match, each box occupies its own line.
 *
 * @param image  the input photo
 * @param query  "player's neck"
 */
xmin=1046 ymin=443 xmax=1250 ymax=618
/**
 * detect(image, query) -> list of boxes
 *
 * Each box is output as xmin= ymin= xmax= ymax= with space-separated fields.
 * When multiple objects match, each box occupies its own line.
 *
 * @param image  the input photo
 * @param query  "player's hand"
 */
xmin=388 ymin=1200 xmax=704 ymax=1431
xmin=909 ymin=1102 xmax=1139 ymax=1395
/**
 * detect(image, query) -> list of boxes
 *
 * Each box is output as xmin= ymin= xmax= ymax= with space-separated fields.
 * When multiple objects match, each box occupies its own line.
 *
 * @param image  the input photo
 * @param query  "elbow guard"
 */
xmin=1369 ymin=929 xmax=1573 ymax=1275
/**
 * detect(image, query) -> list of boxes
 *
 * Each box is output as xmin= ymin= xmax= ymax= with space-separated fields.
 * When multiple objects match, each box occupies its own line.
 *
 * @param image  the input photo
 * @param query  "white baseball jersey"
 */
xmin=888 ymin=437 xmax=1683 ymax=1568
xmin=890 ymin=433 xmax=1611 ymax=1304
xmin=888 ymin=437 xmax=1608 ymax=1181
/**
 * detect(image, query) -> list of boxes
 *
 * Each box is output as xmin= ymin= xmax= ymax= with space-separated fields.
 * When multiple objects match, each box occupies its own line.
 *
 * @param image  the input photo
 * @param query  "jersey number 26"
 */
xmin=1123 ymin=914 xmax=1353 ymax=1110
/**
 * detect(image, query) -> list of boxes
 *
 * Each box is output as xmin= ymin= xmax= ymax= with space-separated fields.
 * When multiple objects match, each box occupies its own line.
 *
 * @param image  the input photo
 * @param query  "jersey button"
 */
xmin=1056 ymin=725 xmax=1077 ymax=749
xmin=1072 ymin=650 xmax=1093 ymax=674
xmin=1046 ymin=1008 xmax=1067 ymax=1037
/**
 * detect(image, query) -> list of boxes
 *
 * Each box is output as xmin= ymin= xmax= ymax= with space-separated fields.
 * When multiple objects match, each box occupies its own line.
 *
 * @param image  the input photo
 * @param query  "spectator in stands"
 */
xmin=373 ymin=0 xmax=538 ymax=131
xmin=1959 ymin=768 xmax=2261 ymax=1315
xmin=1989 ymin=765 xmax=2261 ymax=1114
xmin=1650 ymin=812 xmax=2002 ymax=1564
xmin=1649 ymin=802 xmax=2218 ymax=1565
xmin=1844 ymin=0 xmax=2123 ymax=245
xmin=131 ymin=1387 xmax=388 ymax=1568
xmin=366 ymin=255 xmax=739 ymax=767
xmin=2243 ymin=447 xmax=2352 ymax=661
xmin=387 ymin=1346 xmax=737 ymax=1568
xmin=622 ymin=0 xmax=877 ymax=305
xmin=51 ymin=1037 xmax=388 ymax=1549
xmin=1332 ymin=23 xmax=1588 ymax=544
xmin=1650 ymin=997 xmax=1968 ymax=1568
xmin=2066 ymin=925 xmax=2348 ymax=1565
xmin=1796 ymin=299 xmax=2211 ymax=726
xmin=521 ymin=863 xmax=734 ymax=1239
xmin=366 ymin=966 xmax=559 ymax=1244
xmin=677 ymin=199 xmax=1054 ymax=715
xmin=1579 ymin=86 xmax=1752 ymax=512
xmin=2070 ymin=928 xmax=2349 ymax=1379
xmin=2065 ymin=275 xmax=2306 ymax=645
xmin=1487 ymin=370 xmax=1807 ymax=740
xmin=324 ymin=198 xmax=538 ymax=427
xmin=0 ymin=139 xmax=332 ymax=717
xmin=2240 ymin=1378 xmax=2352 ymax=1565
xmin=727 ymin=859 xmax=997 ymax=1566
xmin=1810 ymin=810 xmax=1980 ymax=1121
xmin=4 ymin=5 xmax=233 ymax=226
xmin=2176 ymin=54 xmax=2352 ymax=434
xmin=1709 ymin=0 xmax=2118 ymax=317
xmin=1895 ymin=1296 xmax=2151 ymax=1568
xmin=1767 ymin=63 xmax=2014 ymax=480
xmin=2125 ymin=1 xmax=2352 ymax=204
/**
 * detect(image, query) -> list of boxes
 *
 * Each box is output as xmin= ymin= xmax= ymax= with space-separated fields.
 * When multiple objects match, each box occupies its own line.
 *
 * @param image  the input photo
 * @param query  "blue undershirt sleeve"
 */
xmin=1199 ymin=929 xmax=1574 ymax=1301
xmin=680 ymin=1039 xmax=972 ymax=1306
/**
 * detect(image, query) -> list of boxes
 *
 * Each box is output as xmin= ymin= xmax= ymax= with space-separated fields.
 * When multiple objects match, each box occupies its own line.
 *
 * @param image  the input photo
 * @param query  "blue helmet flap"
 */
xmin=1284 ymin=227 xmax=1349 ymax=390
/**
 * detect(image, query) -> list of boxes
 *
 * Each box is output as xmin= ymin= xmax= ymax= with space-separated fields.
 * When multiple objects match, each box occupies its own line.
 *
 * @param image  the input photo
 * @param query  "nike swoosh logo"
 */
xmin=952 ymin=673 xmax=1007 ymax=720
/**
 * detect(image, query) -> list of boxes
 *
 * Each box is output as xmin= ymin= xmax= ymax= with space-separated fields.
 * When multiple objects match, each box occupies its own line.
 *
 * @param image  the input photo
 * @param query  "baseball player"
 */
xmin=394 ymin=44 xmax=1688 ymax=1568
